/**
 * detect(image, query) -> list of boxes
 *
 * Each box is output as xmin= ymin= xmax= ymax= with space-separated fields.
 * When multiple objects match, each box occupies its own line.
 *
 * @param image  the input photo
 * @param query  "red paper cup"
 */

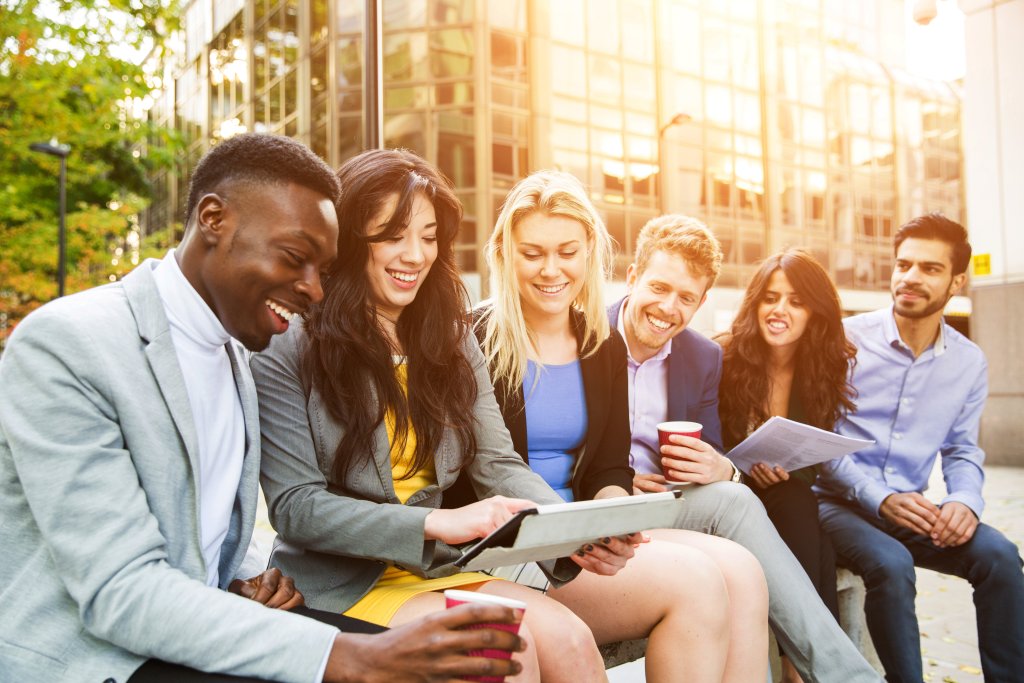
xmin=444 ymin=589 xmax=527 ymax=683
xmin=657 ymin=421 xmax=702 ymax=482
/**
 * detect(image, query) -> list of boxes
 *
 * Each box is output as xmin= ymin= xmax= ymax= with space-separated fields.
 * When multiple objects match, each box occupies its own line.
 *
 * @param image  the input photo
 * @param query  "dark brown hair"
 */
xmin=717 ymin=249 xmax=856 ymax=450
xmin=894 ymin=212 xmax=971 ymax=275
xmin=303 ymin=149 xmax=477 ymax=482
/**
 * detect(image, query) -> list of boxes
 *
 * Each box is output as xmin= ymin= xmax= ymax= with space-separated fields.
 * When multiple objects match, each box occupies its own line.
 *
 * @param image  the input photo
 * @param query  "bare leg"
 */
xmin=479 ymin=580 xmax=608 ymax=683
xmin=781 ymin=655 xmax=805 ymax=683
xmin=547 ymin=539 xmax=732 ymax=683
xmin=650 ymin=528 xmax=770 ymax=683
xmin=388 ymin=588 xmax=541 ymax=683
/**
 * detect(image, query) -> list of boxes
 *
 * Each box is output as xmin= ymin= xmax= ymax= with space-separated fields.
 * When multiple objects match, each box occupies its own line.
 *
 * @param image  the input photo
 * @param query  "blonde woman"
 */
xmin=447 ymin=170 xmax=769 ymax=682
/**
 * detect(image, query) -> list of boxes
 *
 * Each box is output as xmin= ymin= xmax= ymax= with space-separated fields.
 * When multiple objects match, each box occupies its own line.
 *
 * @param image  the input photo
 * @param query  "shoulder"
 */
xmin=943 ymin=323 xmax=987 ymax=367
xmin=672 ymin=327 xmax=722 ymax=361
xmin=6 ymin=282 xmax=133 ymax=355
xmin=841 ymin=309 xmax=885 ymax=339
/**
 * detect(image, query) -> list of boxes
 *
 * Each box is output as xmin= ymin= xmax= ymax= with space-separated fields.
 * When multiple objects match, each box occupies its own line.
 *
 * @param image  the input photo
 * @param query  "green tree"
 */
xmin=0 ymin=0 xmax=181 ymax=348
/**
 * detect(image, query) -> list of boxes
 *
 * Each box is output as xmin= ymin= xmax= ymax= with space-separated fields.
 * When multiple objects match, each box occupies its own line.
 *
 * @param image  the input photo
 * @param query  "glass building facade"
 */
xmin=145 ymin=0 xmax=964 ymax=320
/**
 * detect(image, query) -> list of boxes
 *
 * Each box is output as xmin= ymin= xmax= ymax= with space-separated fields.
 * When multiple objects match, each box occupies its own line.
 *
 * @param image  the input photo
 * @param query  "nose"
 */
xmin=770 ymin=297 xmax=788 ymax=316
xmin=401 ymin=236 xmax=424 ymax=265
xmin=296 ymin=266 xmax=324 ymax=304
xmin=540 ymin=252 xmax=558 ymax=278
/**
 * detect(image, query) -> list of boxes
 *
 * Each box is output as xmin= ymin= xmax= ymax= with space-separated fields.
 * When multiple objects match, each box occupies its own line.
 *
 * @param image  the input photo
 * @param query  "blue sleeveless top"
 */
xmin=524 ymin=360 xmax=588 ymax=502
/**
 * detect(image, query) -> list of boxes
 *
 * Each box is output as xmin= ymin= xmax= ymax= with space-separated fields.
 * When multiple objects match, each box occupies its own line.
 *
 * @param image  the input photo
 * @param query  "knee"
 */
xmin=535 ymin=605 xmax=601 ymax=664
xmin=664 ymin=553 xmax=732 ymax=634
xmin=861 ymin=544 xmax=915 ymax=588
xmin=968 ymin=531 xmax=1024 ymax=584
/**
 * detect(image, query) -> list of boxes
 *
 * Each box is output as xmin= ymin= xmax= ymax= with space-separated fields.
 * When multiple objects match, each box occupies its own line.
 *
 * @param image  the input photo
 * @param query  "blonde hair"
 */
xmin=483 ymin=170 xmax=613 ymax=395
xmin=634 ymin=214 xmax=722 ymax=288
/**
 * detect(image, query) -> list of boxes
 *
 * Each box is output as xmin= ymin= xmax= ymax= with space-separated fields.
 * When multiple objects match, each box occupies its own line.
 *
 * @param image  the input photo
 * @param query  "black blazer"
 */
xmin=444 ymin=306 xmax=635 ymax=508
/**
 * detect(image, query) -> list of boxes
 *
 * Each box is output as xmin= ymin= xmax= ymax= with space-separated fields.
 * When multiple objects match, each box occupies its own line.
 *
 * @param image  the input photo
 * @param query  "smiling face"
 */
xmin=891 ymin=236 xmax=964 ymax=320
xmin=757 ymin=269 xmax=811 ymax=353
xmin=512 ymin=212 xmax=588 ymax=324
xmin=623 ymin=249 xmax=710 ymax=363
xmin=365 ymin=191 xmax=438 ymax=323
xmin=195 ymin=182 xmax=338 ymax=352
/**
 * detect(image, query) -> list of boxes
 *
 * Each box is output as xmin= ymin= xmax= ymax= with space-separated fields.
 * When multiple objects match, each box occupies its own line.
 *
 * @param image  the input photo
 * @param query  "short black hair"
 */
xmin=894 ymin=212 xmax=972 ymax=275
xmin=184 ymin=133 xmax=340 ymax=224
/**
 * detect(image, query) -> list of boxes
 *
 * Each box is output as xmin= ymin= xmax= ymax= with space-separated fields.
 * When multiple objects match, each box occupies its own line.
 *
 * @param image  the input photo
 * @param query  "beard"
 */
xmin=892 ymin=287 xmax=949 ymax=319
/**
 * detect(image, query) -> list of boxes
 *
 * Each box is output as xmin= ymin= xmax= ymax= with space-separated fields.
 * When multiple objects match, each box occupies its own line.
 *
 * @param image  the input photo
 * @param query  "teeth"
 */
xmin=266 ymin=300 xmax=295 ymax=321
xmin=536 ymin=283 xmax=566 ymax=294
xmin=388 ymin=270 xmax=418 ymax=283
xmin=767 ymin=320 xmax=787 ymax=330
xmin=646 ymin=314 xmax=671 ymax=331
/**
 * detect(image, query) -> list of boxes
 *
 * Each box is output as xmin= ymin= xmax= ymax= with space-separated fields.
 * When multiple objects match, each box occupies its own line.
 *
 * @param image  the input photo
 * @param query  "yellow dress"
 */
xmin=342 ymin=363 xmax=495 ymax=626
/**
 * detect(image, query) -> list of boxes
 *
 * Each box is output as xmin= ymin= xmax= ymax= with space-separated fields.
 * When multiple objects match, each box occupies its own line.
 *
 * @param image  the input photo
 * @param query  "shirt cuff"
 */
xmin=314 ymin=637 xmax=333 ymax=683
xmin=859 ymin=480 xmax=897 ymax=517
xmin=941 ymin=492 xmax=985 ymax=519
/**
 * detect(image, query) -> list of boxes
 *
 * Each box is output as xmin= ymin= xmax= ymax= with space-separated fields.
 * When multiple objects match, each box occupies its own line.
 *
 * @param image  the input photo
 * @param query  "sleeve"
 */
xmin=817 ymin=451 xmax=897 ymax=516
xmin=577 ymin=334 xmax=635 ymax=500
xmin=457 ymin=334 xmax=582 ymax=586
xmin=938 ymin=356 xmax=988 ymax=517
xmin=459 ymin=334 xmax=566 ymax=506
xmin=250 ymin=328 xmax=436 ymax=572
xmin=0 ymin=311 xmax=337 ymax=683
xmin=699 ymin=343 xmax=726 ymax=454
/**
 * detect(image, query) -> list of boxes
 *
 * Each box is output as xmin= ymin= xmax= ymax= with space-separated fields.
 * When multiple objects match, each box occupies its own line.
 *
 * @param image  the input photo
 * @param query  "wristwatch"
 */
xmin=727 ymin=460 xmax=742 ymax=483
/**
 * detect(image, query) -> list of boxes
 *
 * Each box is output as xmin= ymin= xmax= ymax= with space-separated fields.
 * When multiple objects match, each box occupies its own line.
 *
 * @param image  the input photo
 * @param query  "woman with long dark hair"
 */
xmin=717 ymin=248 xmax=856 ymax=683
xmin=252 ymin=149 xmax=629 ymax=682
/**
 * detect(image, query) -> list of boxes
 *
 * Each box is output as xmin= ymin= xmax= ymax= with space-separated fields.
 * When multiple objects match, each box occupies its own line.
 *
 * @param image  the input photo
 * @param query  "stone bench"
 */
xmin=600 ymin=568 xmax=883 ymax=675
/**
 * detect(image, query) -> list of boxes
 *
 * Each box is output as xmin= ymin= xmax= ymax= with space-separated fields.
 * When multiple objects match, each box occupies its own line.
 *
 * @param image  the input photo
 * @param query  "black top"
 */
xmin=444 ymin=306 xmax=635 ymax=508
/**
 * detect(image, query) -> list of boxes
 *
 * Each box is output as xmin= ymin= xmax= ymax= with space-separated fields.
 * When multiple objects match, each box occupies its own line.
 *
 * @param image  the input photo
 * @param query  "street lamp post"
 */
xmin=29 ymin=140 xmax=71 ymax=298
xmin=657 ymin=113 xmax=692 ymax=215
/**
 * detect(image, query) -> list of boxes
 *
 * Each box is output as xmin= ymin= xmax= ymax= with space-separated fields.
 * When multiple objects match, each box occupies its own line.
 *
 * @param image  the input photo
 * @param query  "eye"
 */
xmin=763 ymin=294 xmax=778 ymax=303
xmin=282 ymin=249 xmax=304 ymax=266
xmin=521 ymin=251 xmax=541 ymax=260
xmin=650 ymin=283 xmax=665 ymax=294
xmin=790 ymin=298 xmax=804 ymax=308
xmin=559 ymin=250 xmax=578 ymax=258
xmin=423 ymin=234 xmax=438 ymax=244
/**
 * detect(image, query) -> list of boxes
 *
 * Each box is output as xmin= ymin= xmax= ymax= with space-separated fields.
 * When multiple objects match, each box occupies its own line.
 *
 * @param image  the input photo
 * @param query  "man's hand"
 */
xmin=660 ymin=435 xmax=733 ymax=485
xmin=930 ymin=501 xmax=978 ymax=548
xmin=424 ymin=496 xmax=537 ymax=545
xmin=632 ymin=473 xmax=669 ymax=494
xmin=571 ymin=533 xmax=647 ymax=576
xmin=228 ymin=568 xmax=304 ymax=610
xmin=748 ymin=462 xmax=789 ymax=489
xmin=879 ymin=492 xmax=940 ymax=537
xmin=324 ymin=603 xmax=525 ymax=682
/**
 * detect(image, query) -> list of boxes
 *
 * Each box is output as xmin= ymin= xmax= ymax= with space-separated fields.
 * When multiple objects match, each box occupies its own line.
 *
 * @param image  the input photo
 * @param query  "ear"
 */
xmin=625 ymin=263 xmax=638 ymax=292
xmin=194 ymin=193 xmax=229 ymax=246
xmin=949 ymin=271 xmax=967 ymax=297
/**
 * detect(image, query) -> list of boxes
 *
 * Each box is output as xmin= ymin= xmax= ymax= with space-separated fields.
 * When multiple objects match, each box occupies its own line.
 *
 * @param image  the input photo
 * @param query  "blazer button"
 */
xmin=104 ymin=678 xmax=117 ymax=683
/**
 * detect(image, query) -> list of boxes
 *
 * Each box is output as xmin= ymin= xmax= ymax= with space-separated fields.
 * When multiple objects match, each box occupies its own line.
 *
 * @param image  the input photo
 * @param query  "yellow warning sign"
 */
xmin=972 ymin=253 xmax=991 ymax=276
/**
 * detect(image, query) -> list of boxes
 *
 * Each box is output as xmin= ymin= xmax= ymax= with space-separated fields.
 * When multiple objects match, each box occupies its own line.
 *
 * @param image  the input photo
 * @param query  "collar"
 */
xmin=884 ymin=305 xmax=946 ymax=357
xmin=617 ymin=298 xmax=672 ymax=366
xmin=152 ymin=249 xmax=232 ymax=350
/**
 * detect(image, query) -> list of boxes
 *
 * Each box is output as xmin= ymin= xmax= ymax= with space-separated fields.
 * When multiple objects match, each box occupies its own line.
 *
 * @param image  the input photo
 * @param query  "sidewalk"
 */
xmin=606 ymin=463 xmax=1024 ymax=682
xmin=253 ymin=464 xmax=1024 ymax=682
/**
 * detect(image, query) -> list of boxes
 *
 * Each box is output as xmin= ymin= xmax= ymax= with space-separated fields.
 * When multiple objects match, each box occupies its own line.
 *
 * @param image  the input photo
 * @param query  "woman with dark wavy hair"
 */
xmin=717 ymin=248 xmax=856 ymax=683
xmin=252 ymin=149 xmax=626 ymax=682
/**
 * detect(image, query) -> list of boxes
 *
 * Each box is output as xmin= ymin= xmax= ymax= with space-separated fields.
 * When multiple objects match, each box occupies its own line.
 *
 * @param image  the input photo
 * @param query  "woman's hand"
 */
xmin=424 ymin=496 xmax=538 ymax=545
xmin=571 ymin=532 xmax=648 ymax=576
xmin=748 ymin=462 xmax=789 ymax=489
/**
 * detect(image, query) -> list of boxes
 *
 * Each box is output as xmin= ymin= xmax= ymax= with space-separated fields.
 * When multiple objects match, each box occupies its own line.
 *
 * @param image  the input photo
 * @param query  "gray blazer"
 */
xmin=251 ymin=323 xmax=571 ymax=612
xmin=0 ymin=261 xmax=337 ymax=683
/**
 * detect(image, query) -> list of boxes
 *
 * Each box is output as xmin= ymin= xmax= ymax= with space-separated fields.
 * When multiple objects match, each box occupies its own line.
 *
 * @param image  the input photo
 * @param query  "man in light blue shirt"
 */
xmin=817 ymin=213 xmax=1024 ymax=683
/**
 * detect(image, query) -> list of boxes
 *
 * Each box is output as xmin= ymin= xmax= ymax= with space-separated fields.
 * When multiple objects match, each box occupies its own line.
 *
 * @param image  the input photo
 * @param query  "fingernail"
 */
xmin=576 ymin=550 xmax=585 ymax=557
xmin=601 ymin=537 xmax=611 ymax=544
xmin=586 ymin=544 xmax=594 ymax=551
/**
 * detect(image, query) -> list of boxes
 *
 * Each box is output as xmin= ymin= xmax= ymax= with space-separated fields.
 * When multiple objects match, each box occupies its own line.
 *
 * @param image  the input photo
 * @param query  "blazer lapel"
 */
xmin=124 ymin=263 xmax=202 ymax=476
xmin=666 ymin=337 xmax=689 ymax=420
xmin=226 ymin=342 xmax=257 ymax=526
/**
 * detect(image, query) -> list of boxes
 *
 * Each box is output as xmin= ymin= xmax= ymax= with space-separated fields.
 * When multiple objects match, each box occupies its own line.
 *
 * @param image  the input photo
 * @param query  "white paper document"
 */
xmin=726 ymin=416 xmax=874 ymax=475
xmin=456 ymin=491 xmax=683 ymax=572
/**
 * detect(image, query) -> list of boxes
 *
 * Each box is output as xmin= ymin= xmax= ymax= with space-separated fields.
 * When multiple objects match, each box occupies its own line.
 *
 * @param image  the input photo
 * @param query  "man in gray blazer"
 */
xmin=0 ymin=134 xmax=524 ymax=683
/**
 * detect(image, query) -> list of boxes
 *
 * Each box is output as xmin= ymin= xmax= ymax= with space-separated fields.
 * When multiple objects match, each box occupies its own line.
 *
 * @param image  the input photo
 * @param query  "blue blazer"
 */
xmin=607 ymin=297 xmax=725 ymax=454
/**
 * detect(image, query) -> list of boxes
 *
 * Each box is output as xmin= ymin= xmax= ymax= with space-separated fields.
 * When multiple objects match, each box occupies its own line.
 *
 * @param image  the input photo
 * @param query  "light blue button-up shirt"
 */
xmin=817 ymin=306 xmax=988 ymax=517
